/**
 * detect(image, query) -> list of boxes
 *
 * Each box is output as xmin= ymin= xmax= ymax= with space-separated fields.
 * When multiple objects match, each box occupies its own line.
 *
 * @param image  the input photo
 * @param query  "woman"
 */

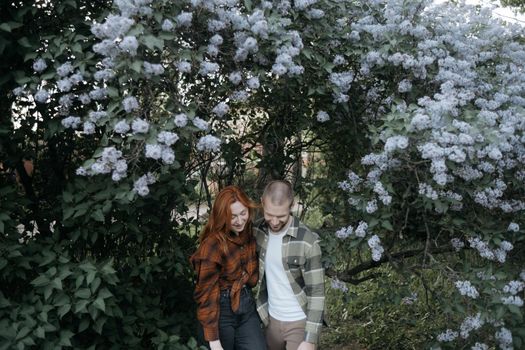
xmin=191 ymin=185 xmax=266 ymax=350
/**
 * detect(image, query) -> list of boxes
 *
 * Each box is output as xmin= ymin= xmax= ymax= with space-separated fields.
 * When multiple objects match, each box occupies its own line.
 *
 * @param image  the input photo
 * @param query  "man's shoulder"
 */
xmin=294 ymin=218 xmax=320 ymax=243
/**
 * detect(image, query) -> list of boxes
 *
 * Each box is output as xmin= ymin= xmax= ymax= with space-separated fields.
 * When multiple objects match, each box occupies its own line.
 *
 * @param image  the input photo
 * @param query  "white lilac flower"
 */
xmin=208 ymin=19 xmax=226 ymax=32
xmin=33 ymin=58 xmax=47 ymax=72
xmin=114 ymin=159 xmax=127 ymax=174
xmin=451 ymin=238 xmax=465 ymax=251
xmin=89 ymin=111 xmax=107 ymax=123
xmin=111 ymin=171 xmax=125 ymax=182
xmin=333 ymin=55 xmax=346 ymax=66
xmin=230 ymin=90 xmax=249 ymax=102
xmin=471 ymin=343 xmax=488 ymax=350
xmin=59 ymin=94 xmax=74 ymax=108
xmin=251 ymin=20 xmax=269 ymax=38
xmin=161 ymin=147 xmax=175 ymax=164
xmin=83 ymin=121 xmax=95 ymax=135
xmin=398 ymin=79 xmax=412 ymax=93
xmin=114 ymin=120 xmax=130 ymax=134
xmin=57 ymin=62 xmax=74 ymax=77
xmin=12 ymin=86 xmax=25 ymax=96
xmin=57 ymin=78 xmax=72 ymax=92
xmin=335 ymin=226 xmax=353 ymax=239
xmin=176 ymin=60 xmax=191 ymax=73
xmin=401 ymin=292 xmax=418 ymax=305
xmin=455 ymin=280 xmax=479 ymax=299
xmin=409 ymin=114 xmax=431 ymax=131
xmin=229 ymin=71 xmax=242 ymax=85
xmin=199 ymin=61 xmax=220 ymax=76
xmin=437 ymin=329 xmax=458 ymax=342
xmin=316 ymin=111 xmax=330 ymax=122
xmin=34 ymin=89 xmax=50 ymax=103
xmin=330 ymin=278 xmax=348 ymax=293
xmin=157 ymin=131 xmax=179 ymax=146
xmin=367 ymin=234 xmax=384 ymax=261
xmin=307 ymin=8 xmax=324 ymax=18
xmin=174 ymin=113 xmax=188 ymax=127
xmin=212 ymin=102 xmax=230 ymax=117
xmin=122 ymin=96 xmax=139 ymax=113
xmin=196 ymin=135 xmax=222 ymax=152
xmin=133 ymin=172 xmax=156 ymax=197
xmin=366 ymin=199 xmax=378 ymax=213
xmin=246 ymin=76 xmax=260 ymax=89
xmin=90 ymin=15 xmax=134 ymax=39
xmin=78 ymin=94 xmax=91 ymax=105
xmin=131 ymin=118 xmax=149 ymax=134
xmin=507 ymin=222 xmax=519 ymax=232
xmin=495 ymin=328 xmax=513 ymax=348
xmin=94 ymin=69 xmax=115 ymax=81
xmin=272 ymin=63 xmax=287 ymax=75
xmin=355 ymin=221 xmax=368 ymax=237
xmin=145 ymin=144 xmax=162 ymax=159
xmin=207 ymin=45 xmax=219 ymax=57
xmin=210 ymin=34 xmax=223 ymax=46
xmin=143 ymin=62 xmax=164 ymax=76
xmin=161 ymin=19 xmax=174 ymax=31
xmin=333 ymin=92 xmax=349 ymax=104
xmin=288 ymin=65 xmax=305 ymax=76
xmin=119 ymin=36 xmax=139 ymax=56
xmin=192 ymin=117 xmax=208 ymax=130
xmin=177 ymin=12 xmax=193 ymax=27
xmin=503 ymin=280 xmax=524 ymax=295
xmin=501 ymin=295 xmax=524 ymax=306
xmin=460 ymin=313 xmax=484 ymax=339
xmin=500 ymin=241 xmax=513 ymax=252
xmin=384 ymin=136 xmax=409 ymax=153
xmin=76 ymin=167 xmax=87 ymax=176
xmin=91 ymin=160 xmax=111 ymax=175
xmin=69 ymin=70 xmax=83 ymax=84
xmin=89 ymin=88 xmax=108 ymax=100
xmin=101 ymin=147 xmax=122 ymax=163
xmin=61 ymin=116 xmax=82 ymax=129
xmin=468 ymin=236 xmax=495 ymax=261
xmin=329 ymin=71 xmax=354 ymax=92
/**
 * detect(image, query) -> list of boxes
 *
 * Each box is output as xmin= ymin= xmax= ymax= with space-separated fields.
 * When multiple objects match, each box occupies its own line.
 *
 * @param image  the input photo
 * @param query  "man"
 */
xmin=254 ymin=180 xmax=325 ymax=350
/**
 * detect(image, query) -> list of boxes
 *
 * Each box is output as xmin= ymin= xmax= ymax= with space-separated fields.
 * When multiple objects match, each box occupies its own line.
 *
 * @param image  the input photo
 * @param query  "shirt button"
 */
xmin=240 ymin=246 xmax=244 ymax=250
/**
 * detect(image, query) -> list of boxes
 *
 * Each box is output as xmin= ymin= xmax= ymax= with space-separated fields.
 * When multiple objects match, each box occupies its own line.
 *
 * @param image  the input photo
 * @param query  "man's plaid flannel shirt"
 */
xmin=254 ymin=215 xmax=325 ymax=344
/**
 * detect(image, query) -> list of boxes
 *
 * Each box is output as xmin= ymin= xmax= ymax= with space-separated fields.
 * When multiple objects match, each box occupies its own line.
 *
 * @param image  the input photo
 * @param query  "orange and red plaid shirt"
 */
xmin=190 ymin=230 xmax=258 ymax=341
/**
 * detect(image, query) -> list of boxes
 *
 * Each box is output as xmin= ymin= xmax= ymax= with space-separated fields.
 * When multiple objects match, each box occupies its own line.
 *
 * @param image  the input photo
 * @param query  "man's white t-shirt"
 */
xmin=265 ymin=227 xmax=307 ymax=321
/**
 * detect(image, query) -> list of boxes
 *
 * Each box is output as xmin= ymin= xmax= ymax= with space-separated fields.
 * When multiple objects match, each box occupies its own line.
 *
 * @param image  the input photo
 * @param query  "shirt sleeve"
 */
xmin=303 ymin=238 xmax=325 ymax=344
xmin=192 ymin=241 xmax=222 ymax=341
xmin=246 ymin=236 xmax=259 ymax=288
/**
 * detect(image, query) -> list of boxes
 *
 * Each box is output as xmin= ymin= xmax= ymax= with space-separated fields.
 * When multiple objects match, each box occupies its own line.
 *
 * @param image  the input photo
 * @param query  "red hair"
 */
xmin=199 ymin=186 xmax=257 ymax=247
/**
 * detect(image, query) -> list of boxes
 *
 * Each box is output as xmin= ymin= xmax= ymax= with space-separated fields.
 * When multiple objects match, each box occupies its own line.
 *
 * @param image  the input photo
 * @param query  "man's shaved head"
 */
xmin=262 ymin=180 xmax=293 ymax=207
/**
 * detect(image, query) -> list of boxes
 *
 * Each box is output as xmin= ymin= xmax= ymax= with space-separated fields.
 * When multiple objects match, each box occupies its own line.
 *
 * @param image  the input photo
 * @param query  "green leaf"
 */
xmin=17 ymin=37 xmax=32 ymax=48
xmin=75 ymin=300 xmax=89 ymax=313
xmin=31 ymin=275 xmax=49 ymax=287
xmin=58 ymin=304 xmax=71 ymax=319
xmin=93 ymin=297 xmax=106 ymax=312
xmin=34 ymin=327 xmax=45 ymax=339
xmin=91 ymin=209 xmax=105 ymax=222
xmin=16 ymin=327 xmax=31 ymax=340
xmin=90 ymin=277 xmax=101 ymax=293
xmin=0 ymin=23 xmax=11 ymax=32
xmin=75 ymin=288 xmax=91 ymax=299
xmin=86 ymin=271 xmax=96 ymax=285
xmin=78 ymin=318 xmax=90 ymax=332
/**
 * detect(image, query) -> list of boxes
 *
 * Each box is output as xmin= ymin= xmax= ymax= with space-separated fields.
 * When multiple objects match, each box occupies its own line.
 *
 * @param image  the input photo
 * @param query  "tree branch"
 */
xmin=326 ymin=245 xmax=457 ymax=284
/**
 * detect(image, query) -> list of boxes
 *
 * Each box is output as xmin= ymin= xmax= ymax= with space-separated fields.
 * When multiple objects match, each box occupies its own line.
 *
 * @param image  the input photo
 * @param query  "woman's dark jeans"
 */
xmin=217 ymin=287 xmax=266 ymax=350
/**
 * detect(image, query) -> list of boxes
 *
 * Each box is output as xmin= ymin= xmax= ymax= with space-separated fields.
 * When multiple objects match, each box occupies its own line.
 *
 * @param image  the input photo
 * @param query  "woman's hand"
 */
xmin=209 ymin=340 xmax=224 ymax=350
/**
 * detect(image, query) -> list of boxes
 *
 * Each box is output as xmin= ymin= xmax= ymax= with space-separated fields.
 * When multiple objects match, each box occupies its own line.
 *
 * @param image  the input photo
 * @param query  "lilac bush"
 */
xmin=11 ymin=0 xmax=524 ymax=348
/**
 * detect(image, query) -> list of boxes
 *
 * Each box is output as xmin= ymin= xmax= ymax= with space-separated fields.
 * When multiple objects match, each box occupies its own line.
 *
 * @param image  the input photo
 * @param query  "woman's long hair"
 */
xmin=199 ymin=185 xmax=257 ymax=250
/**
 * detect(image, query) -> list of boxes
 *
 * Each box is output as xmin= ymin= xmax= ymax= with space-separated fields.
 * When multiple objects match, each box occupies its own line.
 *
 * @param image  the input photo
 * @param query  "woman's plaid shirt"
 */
xmin=254 ymin=216 xmax=325 ymax=344
xmin=190 ymin=230 xmax=258 ymax=341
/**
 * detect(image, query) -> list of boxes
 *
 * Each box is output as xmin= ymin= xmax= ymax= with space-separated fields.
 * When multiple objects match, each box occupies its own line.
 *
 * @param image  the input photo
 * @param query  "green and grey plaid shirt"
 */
xmin=254 ymin=215 xmax=325 ymax=344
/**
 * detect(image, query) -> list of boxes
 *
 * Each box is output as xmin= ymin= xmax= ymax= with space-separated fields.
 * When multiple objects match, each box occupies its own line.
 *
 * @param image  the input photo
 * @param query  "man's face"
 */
xmin=262 ymin=197 xmax=291 ymax=233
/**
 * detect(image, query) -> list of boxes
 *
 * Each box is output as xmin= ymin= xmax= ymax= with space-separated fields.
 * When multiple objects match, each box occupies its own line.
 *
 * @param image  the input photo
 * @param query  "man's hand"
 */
xmin=209 ymin=340 xmax=224 ymax=350
xmin=297 ymin=341 xmax=315 ymax=350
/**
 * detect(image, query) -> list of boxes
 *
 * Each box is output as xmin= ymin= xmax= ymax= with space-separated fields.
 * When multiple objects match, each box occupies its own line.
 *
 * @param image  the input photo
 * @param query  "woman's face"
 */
xmin=230 ymin=201 xmax=249 ymax=233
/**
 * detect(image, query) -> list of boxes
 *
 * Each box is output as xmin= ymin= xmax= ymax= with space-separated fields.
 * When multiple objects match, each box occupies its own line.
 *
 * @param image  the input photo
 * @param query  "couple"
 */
xmin=191 ymin=180 xmax=325 ymax=350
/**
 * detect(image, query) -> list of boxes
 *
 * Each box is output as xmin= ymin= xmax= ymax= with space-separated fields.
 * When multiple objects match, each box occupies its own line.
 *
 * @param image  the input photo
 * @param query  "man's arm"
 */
xmin=302 ymin=238 xmax=325 ymax=344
